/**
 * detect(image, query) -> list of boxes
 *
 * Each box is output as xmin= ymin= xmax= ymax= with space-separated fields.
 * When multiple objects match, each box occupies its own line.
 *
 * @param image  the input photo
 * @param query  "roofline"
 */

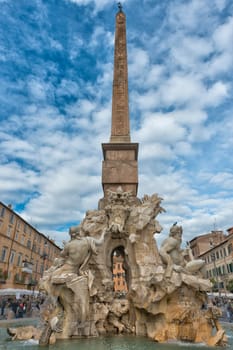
xmin=0 ymin=200 xmax=61 ymax=250
xmin=198 ymin=234 xmax=232 ymax=257
xmin=189 ymin=231 xmax=224 ymax=243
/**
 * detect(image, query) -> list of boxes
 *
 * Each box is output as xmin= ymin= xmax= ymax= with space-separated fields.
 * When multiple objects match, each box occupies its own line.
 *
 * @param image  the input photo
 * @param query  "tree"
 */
xmin=226 ymin=280 xmax=233 ymax=293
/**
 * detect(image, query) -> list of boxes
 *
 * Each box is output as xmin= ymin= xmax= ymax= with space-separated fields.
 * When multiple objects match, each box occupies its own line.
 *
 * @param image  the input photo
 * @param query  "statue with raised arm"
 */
xmin=39 ymin=227 xmax=107 ymax=343
xmin=51 ymin=226 xmax=105 ymax=282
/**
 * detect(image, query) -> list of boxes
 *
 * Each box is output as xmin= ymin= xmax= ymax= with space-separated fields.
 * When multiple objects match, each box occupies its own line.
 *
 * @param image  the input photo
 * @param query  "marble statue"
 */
xmin=160 ymin=223 xmax=205 ymax=277
xmin=9 ymin=188 xmax=227 ymax=347
xmin=38 ymin=227 xmax=107 ymax=344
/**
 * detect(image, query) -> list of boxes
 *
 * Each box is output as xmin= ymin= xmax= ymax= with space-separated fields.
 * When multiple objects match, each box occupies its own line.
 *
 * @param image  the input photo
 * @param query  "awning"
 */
xmin=0 ymin=288 xmax=39 ymax=297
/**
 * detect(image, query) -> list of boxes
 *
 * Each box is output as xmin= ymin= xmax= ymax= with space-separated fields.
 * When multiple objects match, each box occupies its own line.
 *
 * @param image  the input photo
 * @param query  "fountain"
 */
xmin=5 ymin=188 xmax=228 ymax=347
xmin=3 ymin=4 xmax=230 ymax=348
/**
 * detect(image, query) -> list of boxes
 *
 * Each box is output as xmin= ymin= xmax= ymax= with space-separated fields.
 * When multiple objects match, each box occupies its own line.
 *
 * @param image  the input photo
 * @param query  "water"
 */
xmin=0 ymin=322 xmax=233 ymax=350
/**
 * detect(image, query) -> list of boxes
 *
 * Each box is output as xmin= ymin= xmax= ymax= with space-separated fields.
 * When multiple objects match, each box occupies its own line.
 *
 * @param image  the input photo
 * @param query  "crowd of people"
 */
xmin=1 ymin=292 xmax=233 ymax=322
xmin=208 ymin=295 xmax=233 ymax=323
xmin=0 ymin=294 xmax=45 ymax=320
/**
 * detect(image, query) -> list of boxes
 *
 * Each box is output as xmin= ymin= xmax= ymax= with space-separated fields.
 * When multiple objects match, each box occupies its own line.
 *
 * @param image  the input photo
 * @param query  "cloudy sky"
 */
xmin=0 ymin=0 xmax=233 ymax=247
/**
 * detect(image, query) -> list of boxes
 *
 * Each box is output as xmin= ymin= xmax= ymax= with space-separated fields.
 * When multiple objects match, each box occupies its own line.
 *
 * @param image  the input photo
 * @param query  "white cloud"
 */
xmin=1 ymin=0 xmax=233 ymax=248
xmin=214 ymin=0 xmax=228 ymax=11
xmin=135 ymin=113 xmax=186 ymax=144
xmin=205 ymin=81 xmax=229 ymax=106
xmin=67 ymin=0 xmax=117 ymax=11
xmin=28 ymin=79 xmax=48 ymax=101
xmin=128 ymin=47 xmax=149 ymax=78
xmin=213 ymin=16 xmax=233 ymax=51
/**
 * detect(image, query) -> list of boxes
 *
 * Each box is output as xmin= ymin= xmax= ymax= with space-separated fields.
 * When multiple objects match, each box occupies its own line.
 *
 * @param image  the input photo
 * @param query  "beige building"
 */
xmin=190 ymin=228 xmax=233 ymax=293
xmin=0 ymin=201 xmax=61 ymax=291
xmin=189 ymin=230 xmax=226 ymax=258
xmin=112 ymin=254 xmax=128 ymax=293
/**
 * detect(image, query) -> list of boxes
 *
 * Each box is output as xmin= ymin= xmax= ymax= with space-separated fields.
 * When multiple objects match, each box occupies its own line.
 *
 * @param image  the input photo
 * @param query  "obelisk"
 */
xmin=101 ymin=4 xmax=138 ymax=199
xmin=110 ymin=2 xmax=130 ymax=143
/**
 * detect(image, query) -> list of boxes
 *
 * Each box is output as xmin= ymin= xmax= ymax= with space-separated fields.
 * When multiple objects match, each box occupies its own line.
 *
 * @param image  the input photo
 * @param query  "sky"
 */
xmin=0 ymin=0 xmax=233 ymax=248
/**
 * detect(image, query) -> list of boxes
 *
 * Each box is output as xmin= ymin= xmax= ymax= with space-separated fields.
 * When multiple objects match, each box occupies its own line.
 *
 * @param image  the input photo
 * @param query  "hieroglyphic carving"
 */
xmin=111 ymin=10 xmax=130 ymax=140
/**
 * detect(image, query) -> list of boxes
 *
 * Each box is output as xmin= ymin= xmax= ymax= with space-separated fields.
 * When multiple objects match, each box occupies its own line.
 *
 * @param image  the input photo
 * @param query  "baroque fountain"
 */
xmin=7 ymin=188 xmax=227 ymax=347
xmin=5 ymin=4 xmax=229 ymax=348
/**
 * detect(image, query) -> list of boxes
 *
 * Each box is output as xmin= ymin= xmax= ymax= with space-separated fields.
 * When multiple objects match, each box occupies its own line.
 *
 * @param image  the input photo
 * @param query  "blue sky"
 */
xmin=0 ymin=0 xmax=233 ymax=247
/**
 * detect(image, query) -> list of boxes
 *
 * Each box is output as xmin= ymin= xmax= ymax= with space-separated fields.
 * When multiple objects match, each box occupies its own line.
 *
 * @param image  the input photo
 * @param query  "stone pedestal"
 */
xmin=101 ymin=142 xmax=138 ymax=196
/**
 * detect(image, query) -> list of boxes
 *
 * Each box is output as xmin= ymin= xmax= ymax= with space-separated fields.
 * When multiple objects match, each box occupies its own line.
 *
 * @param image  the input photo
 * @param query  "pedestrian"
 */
xmin=0 ymin=297 xmax=7 ymax=318
xmin=10 ymin=298 xmax=19 ymax=318
xmin=16 ymin=301 xmax=24 ymax=318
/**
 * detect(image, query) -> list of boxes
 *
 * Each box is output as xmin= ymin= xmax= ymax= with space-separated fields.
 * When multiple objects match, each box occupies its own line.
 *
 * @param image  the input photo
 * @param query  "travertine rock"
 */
xmin=8 ymin=188 xmax=226 ymax=347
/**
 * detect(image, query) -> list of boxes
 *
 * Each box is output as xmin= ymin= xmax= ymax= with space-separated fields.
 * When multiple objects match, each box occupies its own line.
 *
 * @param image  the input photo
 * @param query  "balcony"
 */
xmin=21 ymin=261 xmax=33 ymax=274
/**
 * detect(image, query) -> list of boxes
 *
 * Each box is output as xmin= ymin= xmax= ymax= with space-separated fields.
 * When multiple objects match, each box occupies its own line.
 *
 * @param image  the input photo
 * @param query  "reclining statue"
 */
xmin=160 ymin=223 xmax=205 ymax=278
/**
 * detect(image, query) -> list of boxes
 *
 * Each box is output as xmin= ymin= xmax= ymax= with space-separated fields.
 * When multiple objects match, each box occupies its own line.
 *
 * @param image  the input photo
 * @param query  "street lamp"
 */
xmin=210 ymin=251 xmax=221 ymax=297
xmin=41 ymin=241 xmax=48 ymax=275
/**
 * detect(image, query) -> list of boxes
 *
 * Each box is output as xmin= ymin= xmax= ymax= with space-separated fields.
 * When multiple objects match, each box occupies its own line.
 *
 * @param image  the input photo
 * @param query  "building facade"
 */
xmin=190 ymin=229 xmax=233 ymax=294
xmin=189 ymin=230 xmax=226 ymax=258
xmin=112 ymin=254 xmax=128 ymax=293
xmin=0 ymin=201 xmax=61 ymax=291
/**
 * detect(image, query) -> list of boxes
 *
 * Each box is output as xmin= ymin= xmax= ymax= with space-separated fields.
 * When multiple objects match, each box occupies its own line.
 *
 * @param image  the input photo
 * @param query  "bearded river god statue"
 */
xmin=8 ymin=189 xmax=227 ymax=347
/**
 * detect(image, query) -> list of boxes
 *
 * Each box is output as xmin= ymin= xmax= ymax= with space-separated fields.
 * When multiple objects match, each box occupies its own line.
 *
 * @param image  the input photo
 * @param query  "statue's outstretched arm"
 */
xmin=95 ymin=228 xmax=108 ymax=246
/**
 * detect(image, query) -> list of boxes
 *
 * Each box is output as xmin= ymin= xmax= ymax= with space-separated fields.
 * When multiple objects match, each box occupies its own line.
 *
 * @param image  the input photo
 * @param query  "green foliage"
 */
xmin=210 ymin=278 xmax=218 ymax=292
xmin=227 ymin=279 xmax=233 ymax=293
xmin=14 ymin=273 xmax=25 ymax=284
xmin=0 ymin=268 xmax=8 ymax=280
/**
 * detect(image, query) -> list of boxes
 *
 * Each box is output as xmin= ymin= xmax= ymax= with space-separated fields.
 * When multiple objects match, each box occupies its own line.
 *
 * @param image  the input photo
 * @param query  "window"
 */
xmin=0 ymin=207 xmax=5 ymax=217
xmin=7 ymin=226 xmax=12 ymax=237
xmin=17 ymin=253 xmax=22 ymax=266
xmin=17 ymin=221 xmax=21 ymax=229
xmin=9 ymin=214 xmax=14 ymax=224
xmin=216 ymin=251 xmax=219 ymax=259
xmin=228 ymin=263 xmax=233 ymax=273
xmin=219 ymin=282 xmax=224 ymax=289
xmin=228 ymin=244 xmax=233 ymax=255
xmin=24 ymin=224 xmax=27 ymax=233
xmin=15 ymin=231 xmax=19 ymax=241
xmin=21 ymin=236 xmax=25 ymax=245
xmin=27 ymin=240 xmax=31 ymax=249
xmin=9 ymin=250 xmax=15 ymax=264
xmin=1 ymin=247 xmax=8 ymax=262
